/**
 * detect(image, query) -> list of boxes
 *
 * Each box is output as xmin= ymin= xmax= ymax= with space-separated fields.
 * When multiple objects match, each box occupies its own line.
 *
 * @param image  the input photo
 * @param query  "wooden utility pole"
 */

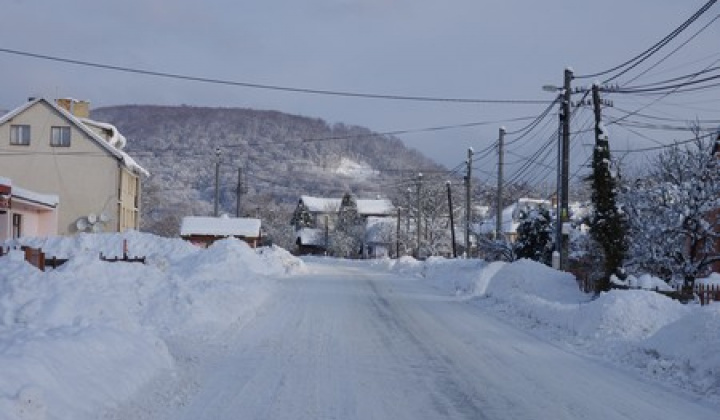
xmin=446 ymin=181 xmax=457 ymax=258
xmin=236 ymin=167 xmax=247 ymax=217
xmin=214 ymin=148 xmax=221 ymax=217
xmin=396 ymin=208 xmax=401 ymax=258
xmin=496 ymin=127 xmax=505 ymax=240
xmin=465 ymin=148 xmax=473 ymax=257
xmin=416 ymin=173 xmax=423 ymax=258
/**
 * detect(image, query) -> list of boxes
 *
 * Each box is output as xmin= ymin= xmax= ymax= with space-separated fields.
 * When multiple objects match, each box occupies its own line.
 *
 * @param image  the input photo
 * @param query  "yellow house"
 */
xmin=0 ymin=97 xmax=148 ymax=235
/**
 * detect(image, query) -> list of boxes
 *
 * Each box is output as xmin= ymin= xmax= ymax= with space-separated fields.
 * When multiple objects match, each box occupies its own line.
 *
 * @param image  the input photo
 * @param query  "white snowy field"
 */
xmin=0 ymin=232 xmax=718 ymax=419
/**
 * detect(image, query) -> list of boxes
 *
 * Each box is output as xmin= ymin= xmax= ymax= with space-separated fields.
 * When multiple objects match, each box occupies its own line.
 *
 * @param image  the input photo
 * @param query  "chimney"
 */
xmin=55 ymin=98 xmax=90 ymax=118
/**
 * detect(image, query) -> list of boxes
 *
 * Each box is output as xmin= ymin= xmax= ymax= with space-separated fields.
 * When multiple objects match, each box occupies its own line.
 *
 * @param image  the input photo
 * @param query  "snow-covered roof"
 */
xmin=296 ymin=227 xmax=326 ymax=246
xmin=13 ymin=185 xmax=59 ymax=207
xmin=0 ymin=176 xmax=59 ymax=207
xmin=357 ymin=199 xmax=394 ymax=216
xmin=300 ymin=196 xmax=342 ymax=213
xmin=180 ymin=216 xmax=261 ymax=237
xmin=0 ymin=98 xmax=148 ymax=177
xmin=299 ymin=195 xmax=394 ymax=215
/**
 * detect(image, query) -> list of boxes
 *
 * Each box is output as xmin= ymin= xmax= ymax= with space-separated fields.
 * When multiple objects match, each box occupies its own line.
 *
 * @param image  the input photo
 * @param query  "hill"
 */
xmin=92 ymin=105 xmax=445 ymax=236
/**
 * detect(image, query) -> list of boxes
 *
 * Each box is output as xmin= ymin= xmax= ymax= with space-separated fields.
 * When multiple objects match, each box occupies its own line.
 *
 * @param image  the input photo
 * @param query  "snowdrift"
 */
xmin=0 ymin=232 xmax=304 ymax=420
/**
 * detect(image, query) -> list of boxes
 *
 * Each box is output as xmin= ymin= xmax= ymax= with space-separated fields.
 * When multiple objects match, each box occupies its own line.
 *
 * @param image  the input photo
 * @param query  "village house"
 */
xmin=180 ymin=215 xmax=262 ymax=248
xmin=477 ymin=198 xmax=553 ymax=242
xmin=291 ymin=194 xmax=395 ymax=256
xmin=0 ymin=97 xmax=148 ymax=235
xmin=0 ymin=176 xmax=59 ymax=240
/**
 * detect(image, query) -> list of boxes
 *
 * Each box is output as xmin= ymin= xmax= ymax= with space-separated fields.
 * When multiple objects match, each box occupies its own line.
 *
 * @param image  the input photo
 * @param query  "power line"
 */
xmin=301 ymin=115 xmax=538 ymax=143
xmin=575 ymin=0 xmax=718 ymax=81
xmin=614 ymin=131 xmax=715 ymax=153
xmin=615 ymin=72 xmax=720 ymax=93
xmin=0 ymin=46 xmax=551 ymax=105
xmin=621 ymin=13 xmax=720 ymax=86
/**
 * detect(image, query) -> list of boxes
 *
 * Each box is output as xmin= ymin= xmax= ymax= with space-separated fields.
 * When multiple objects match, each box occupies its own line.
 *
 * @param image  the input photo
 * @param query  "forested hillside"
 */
xmin=92 ymin=105 xmax=446 ymax=237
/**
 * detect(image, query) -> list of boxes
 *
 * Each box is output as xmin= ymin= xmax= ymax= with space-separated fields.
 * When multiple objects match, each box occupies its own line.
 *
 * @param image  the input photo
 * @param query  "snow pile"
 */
xmin=611 ymin=273 xmax=675 ymax=291
xmin=387 ymin=257 xmax=720 ymax=401
xmin=0 ymin=233 xmax=303 ymax=420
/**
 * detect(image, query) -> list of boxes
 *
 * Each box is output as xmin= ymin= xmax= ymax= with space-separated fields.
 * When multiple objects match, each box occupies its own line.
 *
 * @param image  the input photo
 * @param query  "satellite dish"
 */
xmin=99 ymin=212 xmax=110 ymax=223
xmin=87 ymin=213 xmax=97 ymax=224
xmin=76 ymin=218 xmax=89 ymax=231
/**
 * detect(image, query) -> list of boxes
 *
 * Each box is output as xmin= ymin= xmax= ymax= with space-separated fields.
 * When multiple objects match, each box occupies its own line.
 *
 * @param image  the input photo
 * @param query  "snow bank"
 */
xmin=382 ymin=256 xmax=720 ymax=402
xmin=0 ymin=233 xmax=303 ymax=420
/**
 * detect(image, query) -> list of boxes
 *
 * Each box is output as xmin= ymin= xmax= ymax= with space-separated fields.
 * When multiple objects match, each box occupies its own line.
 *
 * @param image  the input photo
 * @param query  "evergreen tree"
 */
xmin=588 ymin=128 xmax=627 ymax=292
xmin=290 ymin=201 xmax=313 ymax=229
xmin=330 ymin=193 xmax=364 ymax=257
xmin=514 ymin=205 xmax=554 ymax=265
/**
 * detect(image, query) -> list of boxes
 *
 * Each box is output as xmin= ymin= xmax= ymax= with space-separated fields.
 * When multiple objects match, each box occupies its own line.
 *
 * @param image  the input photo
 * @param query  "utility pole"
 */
xmin=592 ymin=83 xmax=608 ymax=147
xmin=236 ymin=167 xmax=247 ymax=218
xmin=496 ymin=127 xmax=505 ymax=240
xmin=416 ymin=173 xmax=423 ymax=258
xmin=553 ymin=109 xmax=563 ymax=270
xmin=560 ymin=67 xmax=573 ymax=269
xmin=465 ymin=148 xmax=473 ymax=257
xmin=396 ymin=207 xmax=401 ymax=258
xmin=214 ymin=147 xmax=221 ymax=217
xmin=446 ymin=181 xmax=457 ymax=258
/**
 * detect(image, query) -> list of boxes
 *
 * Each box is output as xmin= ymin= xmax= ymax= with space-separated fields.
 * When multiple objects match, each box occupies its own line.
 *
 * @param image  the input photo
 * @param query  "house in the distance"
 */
xmin=291 ymin=194 xmax=395 ymax=256
xmin=0 ymin=176 xmax=59 ymax=240
xmin=0 ymin=97 xmax=148 ymax=235
xmin=180 ymin=215 xmax=262 ymax=248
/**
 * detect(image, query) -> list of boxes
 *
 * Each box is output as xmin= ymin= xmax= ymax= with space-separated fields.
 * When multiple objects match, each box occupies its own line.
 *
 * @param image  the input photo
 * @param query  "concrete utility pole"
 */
xmin=416 ymin=173 xmax=423 ymax=258
xmin=214 ymin=148 xmax=221 ymax=217
xmin=592 ymin=83 xmax=610 ymax=148
xmin=496 ymin=127 xmax=505 ymax=240
xmin=465 ymin=148 xmax=473 ymax=257
xmin=560 ymin=68 xmax=573 ymax=269
xmin=446 ymin=181 xmax=457 ymax=258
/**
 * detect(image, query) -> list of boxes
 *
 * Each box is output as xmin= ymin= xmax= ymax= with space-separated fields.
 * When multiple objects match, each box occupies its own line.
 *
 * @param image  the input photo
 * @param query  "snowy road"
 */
xmin=110 ymin=259 xmax=717 ymax=420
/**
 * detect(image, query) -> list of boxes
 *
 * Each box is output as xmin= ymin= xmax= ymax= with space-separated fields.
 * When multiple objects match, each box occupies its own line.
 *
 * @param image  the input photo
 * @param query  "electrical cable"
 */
xmin=621 ymin=13 xmax=720 ymax=86
xmin=575 ymin=0 xmax=717 ymax=81
xmin=0 ymin=47 xmax=552 ymax=105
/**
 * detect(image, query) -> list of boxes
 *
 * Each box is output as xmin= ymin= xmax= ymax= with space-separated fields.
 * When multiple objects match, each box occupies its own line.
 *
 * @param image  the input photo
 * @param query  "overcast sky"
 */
xmin=2 ymin=0 xmax=718 ymax=184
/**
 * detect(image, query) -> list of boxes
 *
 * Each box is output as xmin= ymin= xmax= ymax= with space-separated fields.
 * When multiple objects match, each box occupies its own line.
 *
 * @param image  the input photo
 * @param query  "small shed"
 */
xmin=0 ymin=176 xmax=59 ymax=240
xmin=180 ymin=216 xmax=262 ymax=248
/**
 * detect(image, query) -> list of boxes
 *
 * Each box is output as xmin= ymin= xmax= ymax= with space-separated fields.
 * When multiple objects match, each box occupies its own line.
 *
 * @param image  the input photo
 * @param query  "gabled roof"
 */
xmin=0 ymin=98 xmax=148 ymax=177
xmin=357 ymin=199 xmax=394 ymax=216
xmin=300 ymin=196 xmax=341 ymax=213
xmin=299 ymin=195 xmax=395 ymax=216
xmin=180 ymin=216 xmax=261 ymax=237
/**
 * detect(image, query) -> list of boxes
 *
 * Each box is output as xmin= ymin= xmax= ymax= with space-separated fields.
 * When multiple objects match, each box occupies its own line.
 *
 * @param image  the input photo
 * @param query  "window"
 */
xmin=10 ymin=125 xmax=31 ymax=145
xmin=12 ymin=214 xmax=22 ymax=238
xmin=50 ymin=126 xmax=71 ymax=147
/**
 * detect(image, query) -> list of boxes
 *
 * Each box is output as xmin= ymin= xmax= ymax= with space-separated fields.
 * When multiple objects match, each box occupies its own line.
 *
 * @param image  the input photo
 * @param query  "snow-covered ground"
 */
xmin=1 ymin=232 xmax=718 ymax=419
xmin=385 ymin=256 xmax=720 ymax=403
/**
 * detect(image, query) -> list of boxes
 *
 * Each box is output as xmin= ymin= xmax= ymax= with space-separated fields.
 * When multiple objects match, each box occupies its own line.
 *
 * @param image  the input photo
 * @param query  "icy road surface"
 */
xmin=109 ymin=259 xmax=717 ymax=420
